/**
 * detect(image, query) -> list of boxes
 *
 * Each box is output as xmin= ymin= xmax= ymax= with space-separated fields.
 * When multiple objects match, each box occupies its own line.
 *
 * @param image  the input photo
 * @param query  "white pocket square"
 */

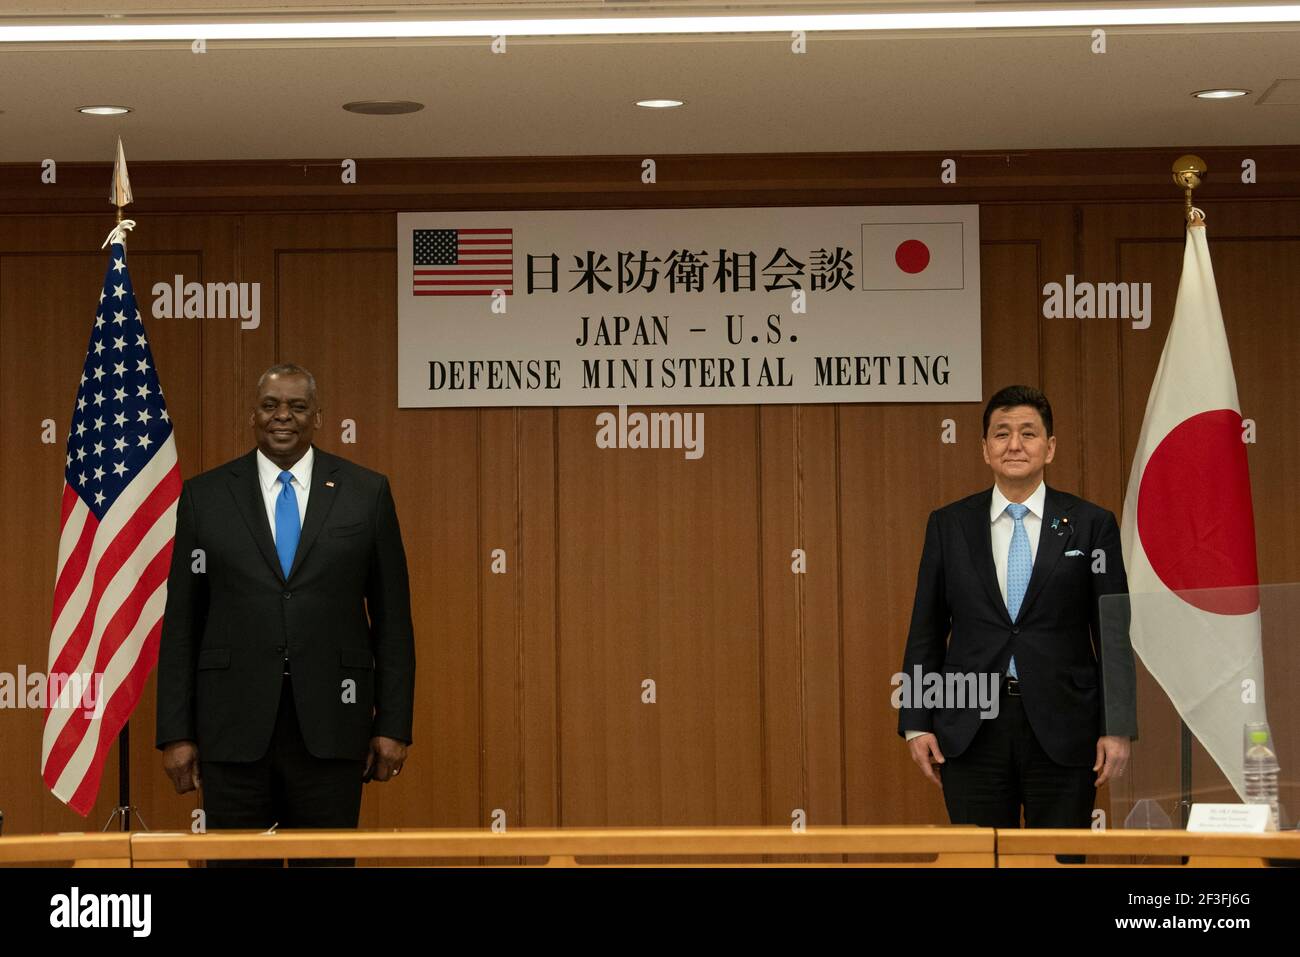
xmin=1064 ymin=549 xmax=1085 ymax=557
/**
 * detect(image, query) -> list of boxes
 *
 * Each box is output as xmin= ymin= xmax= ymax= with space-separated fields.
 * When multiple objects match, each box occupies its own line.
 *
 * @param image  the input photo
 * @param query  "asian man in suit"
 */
xmin=155 ymin=362 xmax=415 ymax=836
xmin=897 ymin=384 xmax=1137 ymax=828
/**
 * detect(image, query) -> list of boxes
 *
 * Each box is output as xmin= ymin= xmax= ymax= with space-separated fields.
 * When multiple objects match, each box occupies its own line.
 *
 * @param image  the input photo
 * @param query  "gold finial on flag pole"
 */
xmin=1171 ymin=154 xmax=1207 ymax=226
xmin=103 ymin=137 xmax=136 ymax=250
xmin=110 ymin=136 xmax=133 ymax=224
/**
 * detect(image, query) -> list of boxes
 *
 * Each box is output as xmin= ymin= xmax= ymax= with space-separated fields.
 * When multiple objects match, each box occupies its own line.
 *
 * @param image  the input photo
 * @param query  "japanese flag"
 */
xmin=1120 ymin=218 xmax=1268 ymax=800
xmin=860 ymin=221 xmax=965 ymax=290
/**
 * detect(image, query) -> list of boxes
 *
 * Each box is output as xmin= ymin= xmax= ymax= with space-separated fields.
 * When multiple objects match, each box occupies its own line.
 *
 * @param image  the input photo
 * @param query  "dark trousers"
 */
xmin=940 ymin=687 xmax=1095 ymax=835
xmin=200 ymin=674 xmax=365 ymax=866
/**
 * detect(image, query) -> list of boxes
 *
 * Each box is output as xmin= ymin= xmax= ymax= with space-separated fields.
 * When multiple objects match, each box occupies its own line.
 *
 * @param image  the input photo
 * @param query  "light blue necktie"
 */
xmin=1005 ymin=502 xmax=1032 ymax=679
xmin=275 ymin=470 xmax=301 ymax=579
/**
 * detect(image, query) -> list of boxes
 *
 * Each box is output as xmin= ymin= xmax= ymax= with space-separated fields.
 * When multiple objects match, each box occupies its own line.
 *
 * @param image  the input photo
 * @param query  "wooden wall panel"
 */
xmin=841 ymin=204 xmax=1069 ymax=827
xmin=756 ymin=406 xmax=801 ymax=828
xmin=518 ymin=407 xmax=559 ymax=827
xmin=253 ymin=224 xmax=488 ymax=832
xmin=0 ymin=150 xmax=1296 ymax=837
xmin=798 ymin=406 xmax=847 ymax=830
xmin=1085 ymin=199 xmax=1300 ymax=824
xmin=555 ymin=405 xmax=764 ymax=827
xmin=0 ymin=241 xmax=147 ymax=834
xmin=0 ymin=216 xmax=238 ymax=835
xmin=479 ymin=408 xmax=524 ymax=836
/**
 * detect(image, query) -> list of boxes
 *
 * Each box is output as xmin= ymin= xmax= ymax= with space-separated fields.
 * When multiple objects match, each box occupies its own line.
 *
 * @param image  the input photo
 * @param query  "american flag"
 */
xmin=413 ymin=227 xmax=513 ymax=295
xmin=41 ymin=241 xmax=181 ymax=815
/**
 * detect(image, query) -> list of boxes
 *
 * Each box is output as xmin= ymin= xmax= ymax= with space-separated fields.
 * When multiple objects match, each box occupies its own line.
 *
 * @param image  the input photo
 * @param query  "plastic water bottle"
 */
xmin=1243 ymin=722 xmax=1280 ymax=831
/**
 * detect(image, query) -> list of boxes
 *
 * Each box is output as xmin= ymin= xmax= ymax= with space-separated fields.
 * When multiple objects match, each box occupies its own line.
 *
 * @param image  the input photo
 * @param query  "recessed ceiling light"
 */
xmin=1192 ymin=89 xmax=1250 ymax=99
xmin=343 ymin=100 xmax=424 ymax=115
xmin=78 ymin=105 xmax=131 ymax=115
xmin=636 ymin=99 xmax=684 ymax=109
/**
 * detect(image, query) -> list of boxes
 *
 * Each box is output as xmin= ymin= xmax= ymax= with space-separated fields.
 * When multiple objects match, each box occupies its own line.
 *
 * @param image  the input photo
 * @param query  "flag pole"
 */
xmin=106 ymin=137 xmax=135 ymax=833
xmin=1169 ymin=153 xmax=1208 ymax=827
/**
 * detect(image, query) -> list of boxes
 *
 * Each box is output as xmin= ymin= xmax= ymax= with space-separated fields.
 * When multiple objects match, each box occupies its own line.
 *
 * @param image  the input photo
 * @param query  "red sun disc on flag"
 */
xmin=895 ymin=239 xmax=930 ymax=274
xmin=1137 ymin=408 xmax=1260 ymax=615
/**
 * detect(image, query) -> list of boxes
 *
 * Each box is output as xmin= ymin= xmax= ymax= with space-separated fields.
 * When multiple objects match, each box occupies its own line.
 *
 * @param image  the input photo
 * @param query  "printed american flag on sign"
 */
xmin=413 ymin=227 xmax=513 ymax=296
xmin=41 ymin=240 xmax=181 ymax=815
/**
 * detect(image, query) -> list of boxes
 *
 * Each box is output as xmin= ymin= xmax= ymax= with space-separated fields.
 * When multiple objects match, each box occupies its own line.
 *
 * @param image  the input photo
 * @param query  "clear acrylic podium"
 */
xmin=1099 ymin=583 xmax=1296 ymax=831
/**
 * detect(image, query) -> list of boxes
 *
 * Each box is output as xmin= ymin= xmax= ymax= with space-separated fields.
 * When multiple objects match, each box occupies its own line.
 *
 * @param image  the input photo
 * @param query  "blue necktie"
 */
xmin=1005 ymin=502 xmax=1032 ymax=679
xmin=275 ymin=470 xmax=300 ymax=579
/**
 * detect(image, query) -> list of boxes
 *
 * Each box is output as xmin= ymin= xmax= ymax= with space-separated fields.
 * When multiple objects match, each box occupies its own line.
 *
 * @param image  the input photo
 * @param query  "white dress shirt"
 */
xmin=256 ymin=445 xmax=312 ymax=544
xmin=906 ymin=480 xmax=1045 ymax=742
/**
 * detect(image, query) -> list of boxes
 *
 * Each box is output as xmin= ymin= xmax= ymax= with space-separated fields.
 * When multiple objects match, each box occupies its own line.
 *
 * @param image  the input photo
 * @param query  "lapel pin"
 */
xmin=325 ymin=480 xmax=335 ymax=488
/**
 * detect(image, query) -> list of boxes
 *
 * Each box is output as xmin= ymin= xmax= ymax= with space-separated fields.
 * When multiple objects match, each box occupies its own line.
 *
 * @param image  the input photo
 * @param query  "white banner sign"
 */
xmin=397 ymin=205 xmax=981 ymax=407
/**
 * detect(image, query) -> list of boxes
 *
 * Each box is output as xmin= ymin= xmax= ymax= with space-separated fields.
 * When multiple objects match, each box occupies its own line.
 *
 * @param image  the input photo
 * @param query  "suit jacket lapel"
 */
xmin=228 ymin=449 xmax=286 ymax=585
xmin=286 ymin=446 xmax=341 ymax=581
xmin=1015 ymin=484 xmax=1074 ymax=623
xmin=958 ymin=489 xmax=1011 ymax=625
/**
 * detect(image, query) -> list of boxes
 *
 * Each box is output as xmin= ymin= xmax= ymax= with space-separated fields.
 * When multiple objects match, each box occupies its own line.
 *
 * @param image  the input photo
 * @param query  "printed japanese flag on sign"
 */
xmin=860 ymin=221 xmax=965 ymax=290
xmin=1120 ymin=218 xmax=1268 ymax=801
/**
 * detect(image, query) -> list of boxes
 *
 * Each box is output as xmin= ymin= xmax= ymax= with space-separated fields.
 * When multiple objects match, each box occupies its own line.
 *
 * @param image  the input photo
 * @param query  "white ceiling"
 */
xmin=0 ymin=1 xmax=1296 ymax=161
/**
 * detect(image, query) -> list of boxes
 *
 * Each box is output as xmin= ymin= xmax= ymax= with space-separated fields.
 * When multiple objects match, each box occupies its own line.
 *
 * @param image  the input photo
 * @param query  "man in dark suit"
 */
xmin=156 ymin=362 xmax=415 ymax=835
xmin=898 ymin=384 xmax=1136 ymax=828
